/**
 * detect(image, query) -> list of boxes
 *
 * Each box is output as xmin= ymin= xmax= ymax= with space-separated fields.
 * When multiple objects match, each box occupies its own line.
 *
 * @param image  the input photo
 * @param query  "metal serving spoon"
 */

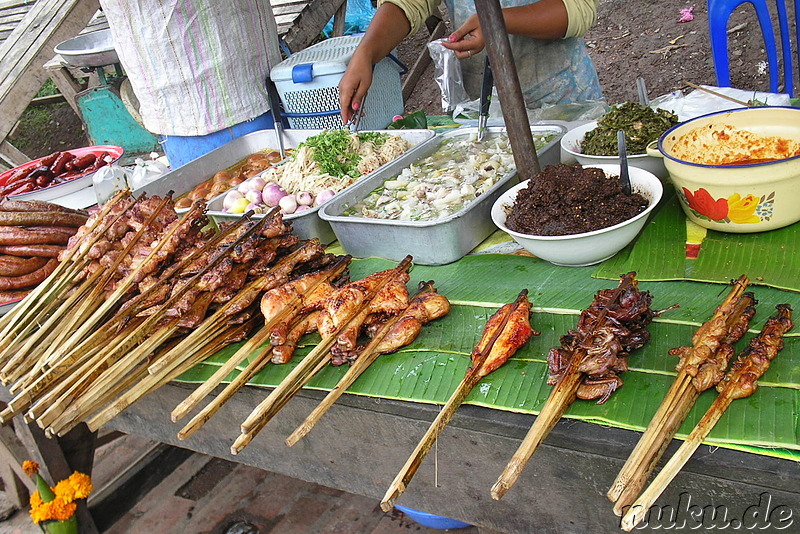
xmin=617 ymin=130 xmax=632 ymax=195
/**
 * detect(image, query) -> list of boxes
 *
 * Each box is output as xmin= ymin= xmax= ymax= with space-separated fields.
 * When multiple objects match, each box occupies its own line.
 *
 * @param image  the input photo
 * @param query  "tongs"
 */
xmin=265 ymin=75 xmax=286 ymax=159
xmin=478 ymin=57 xmax=494 ymax=141
xmin=344 ymin=96 xmax=366 ymax=133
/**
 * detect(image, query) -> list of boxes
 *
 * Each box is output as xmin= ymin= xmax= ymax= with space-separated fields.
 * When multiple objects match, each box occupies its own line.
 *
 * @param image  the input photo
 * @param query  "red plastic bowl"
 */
xmin=0 ymin=145 xmax=123 ymax=201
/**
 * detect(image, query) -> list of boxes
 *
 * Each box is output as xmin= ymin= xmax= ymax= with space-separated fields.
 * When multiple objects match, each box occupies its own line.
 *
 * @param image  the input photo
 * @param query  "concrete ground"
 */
xmin=0 ymin=433 xmax=483 ymax=534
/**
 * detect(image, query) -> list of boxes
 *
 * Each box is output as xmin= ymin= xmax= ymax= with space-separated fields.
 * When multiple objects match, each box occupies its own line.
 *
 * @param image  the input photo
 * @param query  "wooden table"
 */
xmin=84 ymin=381 xmax=800 ymax=533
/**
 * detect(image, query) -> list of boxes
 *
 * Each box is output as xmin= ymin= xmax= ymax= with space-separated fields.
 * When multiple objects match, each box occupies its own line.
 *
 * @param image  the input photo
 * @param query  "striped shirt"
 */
xmin=100 ymin=0 xmax=279 ymax=136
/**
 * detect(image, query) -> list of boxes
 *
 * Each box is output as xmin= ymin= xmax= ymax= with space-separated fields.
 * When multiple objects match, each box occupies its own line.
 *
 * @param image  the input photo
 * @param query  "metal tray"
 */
xmin=318 ymin=124 xmax=566 ymax=265
xmin=54 ymin=29 xmax=119 ymax=68
xmin=202 ymin=129 xmax=435 ymax=244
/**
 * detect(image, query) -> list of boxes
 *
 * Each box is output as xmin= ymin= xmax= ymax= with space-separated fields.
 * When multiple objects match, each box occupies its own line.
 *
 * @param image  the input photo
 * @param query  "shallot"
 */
xmin=297 ymin=191 xmax=313 ymax=206
xmin=314 ymin=189 xmax=336 ymax=206
xmin=279 ymin=194 xmax=298 ymax=214
xmin=223 ymin=190 xmax=244 ymax=211
xmin=262 ymin=183 xmax=287 ymax=207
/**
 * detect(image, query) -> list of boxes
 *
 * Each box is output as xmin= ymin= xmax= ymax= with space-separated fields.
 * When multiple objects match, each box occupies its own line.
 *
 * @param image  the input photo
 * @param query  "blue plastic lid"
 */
xmin=395 ymin=505 xmax=472 ymax=530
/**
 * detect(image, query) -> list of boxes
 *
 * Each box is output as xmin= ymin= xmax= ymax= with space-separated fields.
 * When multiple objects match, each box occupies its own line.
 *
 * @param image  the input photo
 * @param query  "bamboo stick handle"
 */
xmin=171 ymin=326 xmax=273 ymax=422
xmin=491 ymin=368 xmax=582 ymax=500
xmin=285 ymin=344 xmax=382 ymax=447
xmin=231 ymin=353 xmax=331 ymax=454
xmin=612 ymin=382 xmax=699 ymax=516
xmin=620 ymin=393 xmax=733 ymax=531
xmin=380 ymin=372 xmax=481 ymax=512
xmin=607 ymin=373 xmax=693 ymax=503
xmin=178 ymin=347 xmax=273 ymax=440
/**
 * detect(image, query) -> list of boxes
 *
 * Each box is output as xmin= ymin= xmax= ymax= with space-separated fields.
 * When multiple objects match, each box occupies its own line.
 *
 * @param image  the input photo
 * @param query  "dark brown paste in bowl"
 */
xmin=505 ymin=164 xmax=648 ymax=236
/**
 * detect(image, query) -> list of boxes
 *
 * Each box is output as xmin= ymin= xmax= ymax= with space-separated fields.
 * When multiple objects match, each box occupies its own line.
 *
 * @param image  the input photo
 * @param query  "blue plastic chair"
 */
xmin=707 ymin=0 xmax=794 ymax=96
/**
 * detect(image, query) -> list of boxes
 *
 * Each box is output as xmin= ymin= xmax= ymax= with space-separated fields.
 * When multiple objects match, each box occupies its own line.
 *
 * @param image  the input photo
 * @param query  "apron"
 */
xmin=445 ymin=0 xmax=603 ymax=107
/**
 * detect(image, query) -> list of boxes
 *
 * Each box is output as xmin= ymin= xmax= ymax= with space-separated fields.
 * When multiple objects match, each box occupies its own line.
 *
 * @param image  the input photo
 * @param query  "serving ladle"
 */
xmin=617 ymin=130 xmax=632 ymax=195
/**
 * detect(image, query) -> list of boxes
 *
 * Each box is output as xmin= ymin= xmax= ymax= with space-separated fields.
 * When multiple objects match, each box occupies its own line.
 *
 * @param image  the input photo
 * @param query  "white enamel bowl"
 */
xmin=491 ymin=164 xmax=663 ymax=266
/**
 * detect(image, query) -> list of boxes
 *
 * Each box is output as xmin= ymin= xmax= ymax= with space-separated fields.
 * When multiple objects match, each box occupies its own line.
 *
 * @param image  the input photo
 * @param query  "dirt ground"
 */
xmin=8 ymin=0 xmax=797 ymax=160
xmin=402 ymin=0 xmax=798 ymax=113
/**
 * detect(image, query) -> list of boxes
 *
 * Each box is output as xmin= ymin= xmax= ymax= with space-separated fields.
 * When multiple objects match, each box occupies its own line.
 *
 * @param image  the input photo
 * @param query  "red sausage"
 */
xmin=70 ymin=154 xmax=97 ymax=171
xmin=3 ymin=166 xmax=34 ymax=187
xmin=0 ymin=258 xmax=58 ymax=290
xmin=0 ymin=255 xmax=48 ymax=276
xmin=0 ymin=245 xmax=64 ymax=258
xmin=0 ymin=288 xmax=32 ymax=303
xmin=39 ymin=152 xmax=60 ymax=168
xmin=50 ymin=151 xmax=74 ymax=176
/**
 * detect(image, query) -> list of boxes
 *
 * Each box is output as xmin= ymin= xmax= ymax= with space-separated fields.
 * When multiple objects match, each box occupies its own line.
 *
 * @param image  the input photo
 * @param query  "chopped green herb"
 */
xmin=581 ymin=102 xmax=679 ymax=156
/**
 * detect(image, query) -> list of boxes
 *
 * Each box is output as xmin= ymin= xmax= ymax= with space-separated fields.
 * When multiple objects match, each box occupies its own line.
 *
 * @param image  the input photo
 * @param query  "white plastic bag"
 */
xmin=129 ymin=152 xmax=169 ymax=190
xmin=92 ymin=158 xmax=132 ymax=206
xmin=427 ymin=39 xmax=470 ymax=113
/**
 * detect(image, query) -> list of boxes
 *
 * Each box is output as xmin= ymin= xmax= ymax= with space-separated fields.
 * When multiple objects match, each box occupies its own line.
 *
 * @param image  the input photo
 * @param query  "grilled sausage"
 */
xmin=0 ymin=258 xmax=58 ymax=290
xmin=0 ymin=244 xmax=64 ymax=258
xmin=0 ymin=255 xmax=48 ymax=276
xmin=0 ymin=211 xmax=88 ymax=227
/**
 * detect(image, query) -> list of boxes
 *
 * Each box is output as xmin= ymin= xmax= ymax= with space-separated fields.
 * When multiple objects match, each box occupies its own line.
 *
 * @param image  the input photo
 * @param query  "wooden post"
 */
xmin=332 ymin=0 xmax=347 ymax=37
xmin=473 ymin=0 xmax=540 ymax=181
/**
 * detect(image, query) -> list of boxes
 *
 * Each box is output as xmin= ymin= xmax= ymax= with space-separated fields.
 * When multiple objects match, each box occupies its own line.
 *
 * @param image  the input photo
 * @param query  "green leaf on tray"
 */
xmin=594 ymin=190 xmax=800 ymax=294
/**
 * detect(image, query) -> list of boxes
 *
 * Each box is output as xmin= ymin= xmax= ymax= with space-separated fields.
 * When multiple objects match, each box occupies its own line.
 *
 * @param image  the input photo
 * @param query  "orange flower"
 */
xmin=54 ymin=472 xmax=93 ymax=502
xmin=22 ymin=461 xmax=39 ymax=476
xmin=29 ymin=495 xmax=76 ymax=523
xmin=683 ymin=187 xmax=728 ymax=221
xmin=726 ymin=193 xmax=761 ymax=224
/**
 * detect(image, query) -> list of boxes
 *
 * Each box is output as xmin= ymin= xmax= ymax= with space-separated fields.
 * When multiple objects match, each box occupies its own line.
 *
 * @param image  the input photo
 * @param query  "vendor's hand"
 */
xmin=442 ymin=14 xmax=485 ymax=59
xmin=339 ymin=52 xmax=373 ymax=125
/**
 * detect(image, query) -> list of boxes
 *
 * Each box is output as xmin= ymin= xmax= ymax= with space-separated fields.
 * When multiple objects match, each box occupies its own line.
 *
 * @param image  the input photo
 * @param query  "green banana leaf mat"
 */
xmin=594 ymin=192 xmax=800 ymax=293
xmin=174 ymin=253 xmax=800 ymax=462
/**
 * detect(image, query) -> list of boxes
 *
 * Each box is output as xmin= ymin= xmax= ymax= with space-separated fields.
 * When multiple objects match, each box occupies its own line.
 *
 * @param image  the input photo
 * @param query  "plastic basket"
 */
xmin=270 ymin=35 xmax=404 ymax=130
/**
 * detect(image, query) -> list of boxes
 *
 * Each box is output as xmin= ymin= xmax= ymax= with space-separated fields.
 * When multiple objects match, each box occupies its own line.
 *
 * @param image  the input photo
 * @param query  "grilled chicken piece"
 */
xmin=471 ymin=291 xmax=535 ymax=378
xmin=336 ymin=280 xmax=411 ymax=351
xmin=691 ymin=343 xmax=735 ymax=391
xmin=272 ymin=311 xmax=321 ymax=364
xmin=260 ymin=267 xmax=340 ymax=323
xmin=717 ymin=304 xmax=793 ymax=399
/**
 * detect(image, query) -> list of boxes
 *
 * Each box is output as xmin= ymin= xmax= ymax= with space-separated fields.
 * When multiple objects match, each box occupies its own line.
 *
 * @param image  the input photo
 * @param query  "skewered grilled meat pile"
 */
xmin=0 ymin=191 xmax=342 ymax=436
xmin=547 ymin=272 xmax=655 ymax=403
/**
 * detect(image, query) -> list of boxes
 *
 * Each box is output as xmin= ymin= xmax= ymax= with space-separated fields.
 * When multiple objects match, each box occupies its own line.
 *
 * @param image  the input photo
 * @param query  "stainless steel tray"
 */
xmin=318 ymin=124 xmax=566 ymax=265
xmin=203 ymin=129 xmax=435 ymax=244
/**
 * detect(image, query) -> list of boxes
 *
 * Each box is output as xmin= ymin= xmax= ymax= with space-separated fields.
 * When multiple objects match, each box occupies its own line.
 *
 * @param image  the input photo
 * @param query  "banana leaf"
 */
xmin=594 ymin=192 xmax=800 ymax=293
xmin=171 ymin=252 xmax=800 ymax=461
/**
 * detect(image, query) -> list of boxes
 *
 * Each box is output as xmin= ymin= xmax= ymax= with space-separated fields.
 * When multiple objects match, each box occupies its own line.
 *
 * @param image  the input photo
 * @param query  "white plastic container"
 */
xmin=270 ymin=36 xmax=403 ymax=130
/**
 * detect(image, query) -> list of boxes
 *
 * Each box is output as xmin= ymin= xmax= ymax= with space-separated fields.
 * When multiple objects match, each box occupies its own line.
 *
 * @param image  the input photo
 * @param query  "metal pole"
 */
xmin=473 ymin=0 xmax=541 ymax=180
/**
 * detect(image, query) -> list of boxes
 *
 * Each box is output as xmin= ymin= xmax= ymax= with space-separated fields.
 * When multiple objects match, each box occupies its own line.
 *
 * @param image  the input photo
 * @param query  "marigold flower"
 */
xmin=54 ymin=472 xmax=93 ymax=502
xmin=29 ymin=496 xmax=77 ymax=523
xmin=22 ymin=461 xmax=39 ymax=476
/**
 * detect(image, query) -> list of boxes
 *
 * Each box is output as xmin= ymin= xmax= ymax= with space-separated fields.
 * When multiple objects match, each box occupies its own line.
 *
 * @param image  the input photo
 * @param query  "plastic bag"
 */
xmin=129 ymin=152 xmax=169 ymax=190
xmin=649 ymin=85 xmax=792 ymax=122
xmin=92 ymin=159 xmax=132 ymax=206
xmin=427 ymin=39 xmax=470 ymax=113
xmin=323 ymin=0 xmax=375 ymax=36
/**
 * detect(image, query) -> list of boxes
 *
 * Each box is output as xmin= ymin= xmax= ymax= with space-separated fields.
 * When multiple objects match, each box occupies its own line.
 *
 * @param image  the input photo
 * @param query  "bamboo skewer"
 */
xmin=492 ymin=275 xmax=637 ymax=500
xmin=620 ymin=390 xmax=736 ymax=531
xmin=381 ymin=290 xmax=529 ymax=512
xmin=286 ymin=282 xmax=437 ymax=447
xmin=619 ymin=303 xmax=793 ymax=531
xmin=177 ymin=345 xmax=273 ymax=440
xmin=231 ymin=256 xmax=414 ymax=454
xmin=608 ymin=276 xmax=751 ymax=515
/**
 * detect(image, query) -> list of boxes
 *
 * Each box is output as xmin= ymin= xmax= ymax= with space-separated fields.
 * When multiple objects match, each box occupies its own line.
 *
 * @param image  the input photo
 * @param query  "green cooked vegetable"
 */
xmin=581 ymin=102 xmax=679 ymax=156
xmin=296 ymin=130 xmax=391 ymax=177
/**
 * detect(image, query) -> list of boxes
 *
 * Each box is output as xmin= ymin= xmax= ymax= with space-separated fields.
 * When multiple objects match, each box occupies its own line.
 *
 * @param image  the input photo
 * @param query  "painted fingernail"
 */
xmin=449 ymin=34 xmax=457 ymax=42
xmin=392 ymin=115 xmax=403 ymax=122
xmin=353 ymin=102 xmax=360 ymax=110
